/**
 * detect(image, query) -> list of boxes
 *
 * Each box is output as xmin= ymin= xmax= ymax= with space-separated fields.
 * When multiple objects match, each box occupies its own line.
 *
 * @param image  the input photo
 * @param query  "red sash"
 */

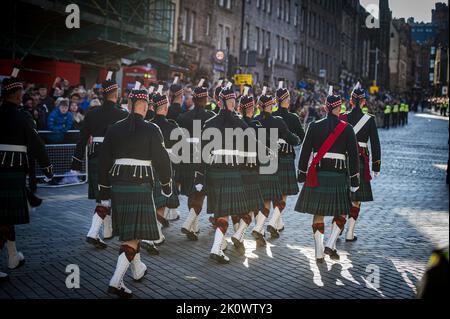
xmin=306 ymin=121 xmax=348 ymax=188
xmin=358 ymin=146 xmax=372 ymax=182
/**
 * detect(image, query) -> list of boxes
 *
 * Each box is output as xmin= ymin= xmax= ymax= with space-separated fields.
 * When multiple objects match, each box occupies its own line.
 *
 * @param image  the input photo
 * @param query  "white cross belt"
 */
xmin=114 ymin=158 xmax=152 ymax=166
xmin=313 ymin=152 xmax=346 ymax=161
xmin=0 ymin=144 xmax=27 ymax=152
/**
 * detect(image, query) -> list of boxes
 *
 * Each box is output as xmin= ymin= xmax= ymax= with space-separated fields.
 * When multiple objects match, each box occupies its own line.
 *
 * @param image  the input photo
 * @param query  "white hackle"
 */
xmin=278 ymin=80 xmax=283 ymax=89
xmin=157 ymin=85 xmax=163 ymax=95
xmin=11 ymin=67 xmax=20 ymax=78
xmin=106 ymin=71 xmax=113 ymax=81
xmin=197 ymin=78 xmax=205 ymax=88
xmin=261 ymin=86 xmax=267 ymax=96
xmin=217 ymin=79 xmax=223 ymax=88
xmin=134 ymin=81 xmax=141 ymax=90
xmin=173 ymin=76 xmax=179 ymax=85
xmin=148 ymin=86 xmax=155 ymax=94
xmin=243 ymin=86 xmax=250 ymax=96
xmin=226 ymin=82 xmax=232 ymax=89
xmin=328 ymin=85 xmax=333 ymax=96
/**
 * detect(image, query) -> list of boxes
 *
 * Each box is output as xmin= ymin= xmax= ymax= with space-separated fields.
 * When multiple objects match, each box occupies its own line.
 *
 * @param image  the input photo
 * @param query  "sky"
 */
xmin=360 ymin=0 xmax=449 ymax=23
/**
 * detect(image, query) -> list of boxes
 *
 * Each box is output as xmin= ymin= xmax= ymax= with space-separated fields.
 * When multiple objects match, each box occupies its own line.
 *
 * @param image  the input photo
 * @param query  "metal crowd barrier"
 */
xmin=36 ymin=130 xmax=88 ymax=188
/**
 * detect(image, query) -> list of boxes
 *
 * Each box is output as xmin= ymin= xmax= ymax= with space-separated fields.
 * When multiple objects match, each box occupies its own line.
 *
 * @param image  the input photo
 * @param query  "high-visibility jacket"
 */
xmin=362 ymin=106 xmax=369 ymax=114
xmin=384 ymin=105 xmax=391 ymax=114
xmin=393 ymin=105 xmax=399 ymax=113
xmin=399 ymin=104 xmax=405 ymax=112
xmin=405 ymin=104 xmax=409 ymax=112
xmin=340 ymin=104 xmax=347 ymax=114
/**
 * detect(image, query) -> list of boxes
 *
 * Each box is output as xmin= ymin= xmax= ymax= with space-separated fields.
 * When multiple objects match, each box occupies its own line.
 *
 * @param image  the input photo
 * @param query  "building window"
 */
xmin=267 ymin=0 xmax=272 ymax=14
xmin=294 ymin=3 xmax=298 ymax=26
xmin=189 ymin=11 xmax=195 ymax=43
xmin=293 ymin=43 xmax=297 ymax=65
xmin=256 ymin=27 xmax=260 ymax=52
xmin=181 ymin=9 xmax=188 ymax=42
xmin=257 ymin=0 xmax=261 ymax=9
xmin=217 ymin=24 xmax=223 ymax=49
xmin=286 ymin=0 xmax=290 ymax=23
xmin=243 ymin=23 xmax=249 ymax=50
xmin=276 ymin=35 xmax=280 ymax=60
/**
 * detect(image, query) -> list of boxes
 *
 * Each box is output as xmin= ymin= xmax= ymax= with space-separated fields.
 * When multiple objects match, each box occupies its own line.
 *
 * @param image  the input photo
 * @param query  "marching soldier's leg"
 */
xmin=325 ymin=216 xmax=346 ymax=260
xmin=86 ymin=202 xmax=110 ymax=249
xmin=232 ymin=213 xmax=252 ymax=255
xmin=252 ymin=205 xmax=270 ymax=247
xmin=108 ymin=241 xmax=138 ymax=299
xmin=129 ymin=243 xmax=147 ymax=282
xmin=276 ymin=195 xmax=288 ymax=232
xmin=156 ymin=207 xmax=170 ymax=228
xmin=312 ymin=216 xmax=325 ymax=263
xmin=267 ymin=199 xmax=286 ymax=239
xmin=210 ymin=217 xmax=230 ymax=264
xmin=231 ymin=215 xmax=241 ymax=232
xmin=346 ymin=203 xmax=361 ymax=242
xmin=182 ymin=192 xmax=204 ymax=241
xmin=1 ymin=225 xmax=25 ymax=270
xmin=103 ymin=211 xmax=113 ymax=240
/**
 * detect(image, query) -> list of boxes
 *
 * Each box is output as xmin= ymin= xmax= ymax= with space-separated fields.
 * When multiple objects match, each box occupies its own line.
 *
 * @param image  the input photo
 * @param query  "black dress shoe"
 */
xmin=86 ymin=237 xmax=107 ymax=249
xmin=231 ymin=237 xmax=246 ymax=255
xmin=181 ymin=228 xmax=198 ymax=241
xmin=141 ymin=242 xmax=159 ymax=256
xmin=266 ymin=225 xmax=280 ymax=239
xmin=345 ymin=236 xmax=358 ymax=242
xmin=251 ymin=231 xmax=267 ymax=247
xmin=324 ymin=247 xmax=340 ymax=260
xmin=26 ymin=188 xmax=42 ymax=208
xmin=107 ymin=286 xmax=133 ymax=299
xmin=209 ymin=253 xmax=230 ymax=264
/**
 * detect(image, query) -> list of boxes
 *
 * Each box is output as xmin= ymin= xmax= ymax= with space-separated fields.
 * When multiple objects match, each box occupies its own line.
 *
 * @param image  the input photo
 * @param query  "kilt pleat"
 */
xmin=206 ymin=167 xmax=251 ymax=218
xmin=0 ymin=171 xmax=29 ymax=225
xmin=111 ymin=183 xmax=159 ymax=241
xmin=178 ymin=162 xmax=196 ymax=196
xmin=88 ymin=157 xmax=99 ymax=200
xmin=278 ymin=156 xmax=300 ymax=195
xmin=258 ymin=171 xmax=283 ymax=202
xmin=351 ymin=157 xmax=374 ymax=202
xmin=295 ymin=171 xmax=351 ymax=217
xmin=241 ymin=168 xmax=264 ymax=212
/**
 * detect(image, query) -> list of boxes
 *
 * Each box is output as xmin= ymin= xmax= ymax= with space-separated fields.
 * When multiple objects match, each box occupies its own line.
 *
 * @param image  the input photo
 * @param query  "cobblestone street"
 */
xmin=0 ymin=113 xmax=448 ymax=299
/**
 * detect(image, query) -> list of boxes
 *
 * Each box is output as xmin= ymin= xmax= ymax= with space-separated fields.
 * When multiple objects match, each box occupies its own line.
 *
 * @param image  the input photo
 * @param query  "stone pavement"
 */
xmin=0 ymin=113 xmax=448 ymax=299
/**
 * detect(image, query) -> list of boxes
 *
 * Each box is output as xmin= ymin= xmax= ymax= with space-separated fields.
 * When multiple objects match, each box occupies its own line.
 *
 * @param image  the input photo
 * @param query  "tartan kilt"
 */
xmin=0 ymin=171 xmax=29 ymax=225
xmin=295 ymin=171 xmax=351 ymax=217
xmin=87 ymin=156 xmax=99 ymax=201
xmin=278 ymin=156 xmax=299 ymax=196
xmin=111 ymin=182 xmax=159 ymax=241
xmin=258 ymin=165 xmax=283 ymax=202
xmin=351 ymin=157 xmax=374 ymax=202
xmin=152 ymin=169 xmax=180 ymax=209
xmin=206 ymin=167 xmax=251 ymax=218
xmin=178 ymin=162 xmax=196 ymax=196
xmin=241 ymin=168 xmax=264 ymax=212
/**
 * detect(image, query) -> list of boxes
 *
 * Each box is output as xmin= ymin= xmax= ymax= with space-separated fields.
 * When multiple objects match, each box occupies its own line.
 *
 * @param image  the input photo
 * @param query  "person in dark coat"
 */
xmin=167 ymin=74 xmax=184 ymax=121
xmin=340 ymin=84 xmax=381 ymax=242
xmin=295 ymin=87 xmax=360 ymax=262
xmin=0 ymin=71 xmax=54 ymax=282
xmin=272 ymin=81 xmax=304 ymax=233
xmin=71 ymin=72 xmax=128 ymax=249
xmin=98 ymin=88 xmax=172 ymax=298
xmin=177 ymin=79 xmax=216 ymax=241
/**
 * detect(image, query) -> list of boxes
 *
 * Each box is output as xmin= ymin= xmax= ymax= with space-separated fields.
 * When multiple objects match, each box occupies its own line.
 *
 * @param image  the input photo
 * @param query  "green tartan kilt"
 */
xmin=111 ymin=182 xmax=159 ymax=241
xmin=87 ymin=156 xmax=99 ymax=201
xmin=278 ymin=156 xmax=300 ymax=196
xmin=351 ymin=157 xmax=373 ymax=202
xmin=152 ymin=169 xmax=180 ymax=209
xmin=0 ymin=171 xmax=29 ymax=225
xmin=258 ymin=168 xmax=283 ymax=202
xmin=178 ymin=162 xmax=196 ymax=196
xmin=241 ymin=168 xmax=264 ymax=212
xmin=206 ymin=167 xmax=251 ymax=218
xmin=295 ymin=171 xmax=351 ymax=217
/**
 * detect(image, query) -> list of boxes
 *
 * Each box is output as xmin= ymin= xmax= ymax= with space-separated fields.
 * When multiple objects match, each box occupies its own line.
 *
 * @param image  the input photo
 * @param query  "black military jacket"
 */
xmin=273 ymin=107 xmax=305 ymax=156
xmin=151 ymin=114 xmax=183 ymax=149
xmin=167 ymin=103 xmax=183 ymax=122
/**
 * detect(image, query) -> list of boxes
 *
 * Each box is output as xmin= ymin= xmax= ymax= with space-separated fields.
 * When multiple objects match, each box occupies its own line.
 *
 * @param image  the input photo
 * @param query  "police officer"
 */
xmin=383 ymin=103 xmax=391 ymax=129
xmin=392 ymin=102 xmax=399 ymax=128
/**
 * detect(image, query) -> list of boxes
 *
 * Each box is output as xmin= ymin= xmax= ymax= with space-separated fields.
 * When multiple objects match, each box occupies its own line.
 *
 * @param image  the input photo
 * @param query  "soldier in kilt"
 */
xmin=272 ymin=81 xmax=305 ymax=234
xmin=98 ymin=89 xmax=173 ymax=299
xmin=141 ymin=85 xmax=183 ymax=254
xmin=177 ymin=79 xmax=215 ymax=241
xmin=203 ymin=85 xmax=251 ymax=263
xmin=167 ymin=74 xmax=184 ymax=122
xmin=72 ymin=72 xmax=127 ymax=249
xmin=233 ymin=88 xmax=266 ymax=251
xmin=295 ymin=87 xmax=360 ymax=262
xmin=341 ymin=84 xmax=381 ymax=242
xmin=254 ymin=89 xmax=300 ymax=240
xmin=0 ymin=71 xmax=54 ymax=282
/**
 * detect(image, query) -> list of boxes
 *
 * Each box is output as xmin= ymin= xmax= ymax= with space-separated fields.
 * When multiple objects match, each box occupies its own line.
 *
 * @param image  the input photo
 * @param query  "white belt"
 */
xmin=211 ymin=150 xmax=257 ymax=158
xmin=186 ymin=138 xmax=200 ymax=144
xmin=278 ymin=139 xmax=287 ymax=144
xmin=358 ymin=142 xmax=368 ymax=148
xmin=0 ymin=144 xmax=27 ymax=152
xmin=115 ymin=158 xmax=152 ymax=166
xmin=92 ymin=137 xmax=104 ymax=143
xmin=313 ymin=152 xmax=346 ymax=161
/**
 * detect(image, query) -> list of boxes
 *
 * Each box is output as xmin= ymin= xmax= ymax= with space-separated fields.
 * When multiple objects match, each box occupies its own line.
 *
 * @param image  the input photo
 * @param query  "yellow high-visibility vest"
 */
xmin=393 ymin=105 xmax=399 ymax=113
xmin=340 ymin=104 xmax=347 ymax=114
xmin=384 ymin=105 xmax=391 ymax=114
xmin=362 ymin=106 xmax=369 ymax=114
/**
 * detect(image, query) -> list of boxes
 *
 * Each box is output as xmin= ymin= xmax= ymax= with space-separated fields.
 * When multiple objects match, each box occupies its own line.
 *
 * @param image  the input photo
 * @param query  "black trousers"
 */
xmin=383 ymin=114 xmax=390 ymax=129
